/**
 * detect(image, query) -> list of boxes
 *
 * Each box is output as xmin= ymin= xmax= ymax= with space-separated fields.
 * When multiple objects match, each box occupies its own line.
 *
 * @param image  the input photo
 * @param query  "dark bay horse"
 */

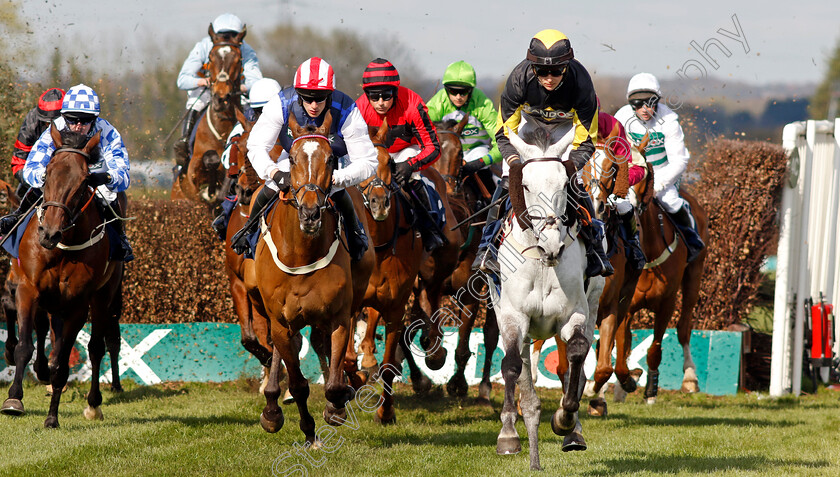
xmin=173 ymin=26 xmax=245 ymax=208
xmin=427 ymin=115 xmax=499 ymax=403
xmin=255 ymin=112 xmax=374 ymax=445
xmin=1 ymin=126 xmax=123 ymax=427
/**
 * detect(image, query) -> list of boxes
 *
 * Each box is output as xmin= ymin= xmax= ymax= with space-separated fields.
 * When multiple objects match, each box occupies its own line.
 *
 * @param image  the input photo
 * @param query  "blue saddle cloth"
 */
xmin=2 ymin=208 xmax=121 ymax=261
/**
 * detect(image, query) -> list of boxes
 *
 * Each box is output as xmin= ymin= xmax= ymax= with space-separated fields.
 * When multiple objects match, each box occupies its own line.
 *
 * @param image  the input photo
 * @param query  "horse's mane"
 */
xmin=437 ymin=119 xmax=459 ymax=130
xmin=518 ymin=126 xmax=554 ymax=154
xmin=58 ymin=130 xmax=100 ymax=164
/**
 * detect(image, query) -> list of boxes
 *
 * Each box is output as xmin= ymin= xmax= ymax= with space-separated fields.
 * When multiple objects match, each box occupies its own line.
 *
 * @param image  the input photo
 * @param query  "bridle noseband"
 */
xmin=38 ymin=147 xmax=97 ymax=234
xmin=285 ymin=134 xmax=334 ymax=211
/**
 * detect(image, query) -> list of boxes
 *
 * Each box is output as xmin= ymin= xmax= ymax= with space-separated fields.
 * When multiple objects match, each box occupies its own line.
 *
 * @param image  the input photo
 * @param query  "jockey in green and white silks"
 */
xmin=426 ymin=61 xmax=502 ymax=170
xmin=614 ymin=72 xmax=705 ymax=262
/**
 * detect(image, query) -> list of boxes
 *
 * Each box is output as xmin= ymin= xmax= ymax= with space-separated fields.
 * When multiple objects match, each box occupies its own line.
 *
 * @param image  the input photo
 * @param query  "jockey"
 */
xmin=614 ymin=73 xmax=705 ymax=262
xmin=596 ymin=110 xmax=647 ymax=270
xmin=426 ymin=60 xmax=501 ymax=178
xmin=0 ymin=84 xmax=133 ymax=262
xmin=230 ymin=57 xmax=377 ymax=260
xmin=10 ymin=88 xmax=66 ymax=199
xmin=173 ymin=13 xmax=263 ymax=168
xmin=355 ymin=58 xmax=448 ymax=252
xmin=472 ymin=29 xmax=614 ymax=278
xmin=211 ymin=77 xmax=281 ymax=238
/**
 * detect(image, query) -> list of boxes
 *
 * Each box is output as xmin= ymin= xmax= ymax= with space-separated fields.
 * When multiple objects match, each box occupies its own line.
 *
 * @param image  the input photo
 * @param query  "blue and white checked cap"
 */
xmin=61 ymin=84 xmax=100 ymax=116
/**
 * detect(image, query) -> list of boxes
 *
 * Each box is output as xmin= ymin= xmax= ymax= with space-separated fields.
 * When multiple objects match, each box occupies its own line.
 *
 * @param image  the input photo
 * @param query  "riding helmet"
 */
xmin=527 ymin=29 xmax=574 ymax=66
xmin=36 ymin=88 xmax=66 ymax=122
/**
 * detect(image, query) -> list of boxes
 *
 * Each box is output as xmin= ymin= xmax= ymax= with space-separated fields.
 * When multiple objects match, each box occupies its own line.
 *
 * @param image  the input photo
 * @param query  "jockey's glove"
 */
xmin=653 ymin=180 xmax=667 ymax=195
xmin=608 ymin=194 xmax=633 ymax=215
xmin=460 ymin=159 xmax=485 ymax=178
xmin=272 ymin=170 xmax=291 ymax=193
xmin=88 ymin=172 xmax=112 ymax=187
xmin=393 ymin=161 xmax=413 ymax=187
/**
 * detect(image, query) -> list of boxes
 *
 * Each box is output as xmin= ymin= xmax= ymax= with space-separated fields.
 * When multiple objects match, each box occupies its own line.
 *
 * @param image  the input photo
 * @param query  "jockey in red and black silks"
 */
xmin=11 ymin=88 xmax=65 ymax=197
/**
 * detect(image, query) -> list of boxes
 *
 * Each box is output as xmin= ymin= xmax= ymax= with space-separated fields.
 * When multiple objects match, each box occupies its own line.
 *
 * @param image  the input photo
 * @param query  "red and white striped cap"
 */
xmin=294 ymin=57 xmax=335 ymax=91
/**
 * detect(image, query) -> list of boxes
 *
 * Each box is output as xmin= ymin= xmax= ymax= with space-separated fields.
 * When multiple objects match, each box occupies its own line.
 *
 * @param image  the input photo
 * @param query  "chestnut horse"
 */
xmin=173 ymin=26 xmax=245 ymax=208
xmin=1 ymin=126 xmax=123 ymax=427
xmin=255 ymin=112 xmax=374 ymax=445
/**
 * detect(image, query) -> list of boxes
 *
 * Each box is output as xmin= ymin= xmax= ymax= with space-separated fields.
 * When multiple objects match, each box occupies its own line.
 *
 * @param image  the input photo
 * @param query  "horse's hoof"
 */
xmin=323 ymin=402 xmax=347 ymax=426
xmin=282 ymin=389 xmax=295 ymax=405
xmin=355 ymin=369 xmax=370 ymax=386
xmin=260 ymin=411 xmax=284 ymax=433
xmin=411 ymin=374 xmax=433 ymax=395
xmin=645 ymin=396 xmax=657 ymax=405
xmin=620 ymin=376 xmax=638 ymax=393
xmin=562 ymin=432 xmax=587 ymax=452
xmin=1 ymin=398 xmax=24 ymax=416
xmin=681 ymin=380 xmax=700 ymax=394
xmin=587 ymin=397 xmax=607 ymax=417
xmin=496 ymin=436 xmax=522 ymax=455
xmin=360 ymin=357 xmax=379 ymax=373
xmin=83 ymin=405 xmax=103 ymax=421
xmin=110 ymin=383 xmax=124 ymax=394
xmin=44 ymin=416 xmax=59 ymax=429
xmin=478 ymin=381 xmax=492 ymax=402
xmin=374 ymin=407 xmax=396 ymax=425
xmin=446 ymin=375 xmax=468 ymax=398
xmin=551 ymin=409 xmax=576 ymax=436
xmin=425 ymin=353 xmax=446 ymax=371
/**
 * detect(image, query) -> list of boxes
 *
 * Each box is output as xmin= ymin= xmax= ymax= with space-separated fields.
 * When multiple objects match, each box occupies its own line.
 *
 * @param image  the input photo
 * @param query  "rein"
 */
xmin=38 ymin=185 xmax=96 ymax=235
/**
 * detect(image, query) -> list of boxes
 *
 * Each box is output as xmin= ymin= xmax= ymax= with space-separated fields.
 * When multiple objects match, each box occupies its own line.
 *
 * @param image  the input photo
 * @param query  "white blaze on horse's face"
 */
xmin=215 ymin=46 xmax=232 ymax=82
xmin=301 ymin=140 xmax=319 ymax=182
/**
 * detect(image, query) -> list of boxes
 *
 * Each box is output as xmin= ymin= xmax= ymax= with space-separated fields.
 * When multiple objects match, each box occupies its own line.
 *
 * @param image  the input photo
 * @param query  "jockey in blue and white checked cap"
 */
xmin=4 ymin=84 xmax=135 ymax=261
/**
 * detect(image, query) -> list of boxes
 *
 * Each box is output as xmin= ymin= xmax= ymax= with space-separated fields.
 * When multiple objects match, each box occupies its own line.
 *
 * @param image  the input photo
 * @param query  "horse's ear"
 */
xmin=287 ymin=112 xmax=304 ymax=138
xmin=506 ymin=126 xmax=540 ymax=160
xmin=235 ymin=107 xmax=252 ymax=134
xmin=235 ymin=26 xmax=246 ymax=43
xmin=84 ymin=132 xmax=101 ymax=154
xmin=50 ymin=123 xmax=62 ymax=147
xmin=208 ymin=23 xmax=216 ymax=40
xmin=452 ymin=112 xmax=469 ymax=135
xmin=316 ymin=111 xmax=333 ymax=137
xmin=374 ymin=117 xmax=388 ymax=142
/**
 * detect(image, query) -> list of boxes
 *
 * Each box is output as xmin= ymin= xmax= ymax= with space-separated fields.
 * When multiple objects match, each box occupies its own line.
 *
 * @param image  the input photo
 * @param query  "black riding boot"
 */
xmin=471 ymin=177 xmax=508 ymax=272
xmin=173 ymin=109 xmax=200 ymax=168
xmin=105 ymin=200 xmax=134 ymax=263
xmin=574 ymin=192 xmax=614 ymax=278
xmin=408 ymin=179 xmax=448 ymax=252
xmin=332 ymin=189 xmax=368 ymax=262
xmin=670 ymin=204 xmax=705 ymax=263
xmin=0 ymin=188 xmax=42 ymax=237
xmin=230 ymin=185 xmax=278 ymax=255
xmin=619 ymin=209 xmax=647 ymax=270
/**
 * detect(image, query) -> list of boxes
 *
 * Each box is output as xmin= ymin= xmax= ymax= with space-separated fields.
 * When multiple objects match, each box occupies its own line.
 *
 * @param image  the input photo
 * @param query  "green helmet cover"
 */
xmin=442 ymin=61 xmax=477 ymax=88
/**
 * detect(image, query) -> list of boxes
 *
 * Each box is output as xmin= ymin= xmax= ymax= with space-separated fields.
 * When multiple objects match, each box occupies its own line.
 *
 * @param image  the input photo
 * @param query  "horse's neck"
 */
xmin=207 ymin=106 xmax=236 ymax=139
xmin=639 ymin=201 xmax=676 ymax=255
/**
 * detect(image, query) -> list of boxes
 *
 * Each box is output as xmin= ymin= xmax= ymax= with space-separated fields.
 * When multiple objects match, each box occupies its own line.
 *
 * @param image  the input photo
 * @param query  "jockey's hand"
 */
xmin=88 ymin=172 xmax=111 ymax=187
xmin=197 ymin=78 xmax=210 ymax=88
xmin=608 ymin=194 xmax=633 ymax=215
xmin=459 ymin=159 xmax=485 ymax=178
xmin=393 ymin=162 xmax=413 ymax=187
xmin=272 ymin=170 xmax=291 ymax=193
xmin=653 ymin=180 xmax=667 ymax=195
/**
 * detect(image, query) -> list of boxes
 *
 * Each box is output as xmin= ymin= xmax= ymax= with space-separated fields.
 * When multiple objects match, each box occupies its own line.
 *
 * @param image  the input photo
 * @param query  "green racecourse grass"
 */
xmin=1 ymin=378 xmax=840 ymax=476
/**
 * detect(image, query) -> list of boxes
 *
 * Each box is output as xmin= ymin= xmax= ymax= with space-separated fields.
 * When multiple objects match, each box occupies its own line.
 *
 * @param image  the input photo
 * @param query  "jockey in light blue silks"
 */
xmin=0 ymin=84 xmax=134 ymax=262
xmin=173 ymin=13 xmax=263 ymax=168
xmin=614 ymin=72 xmax=705 ymax=262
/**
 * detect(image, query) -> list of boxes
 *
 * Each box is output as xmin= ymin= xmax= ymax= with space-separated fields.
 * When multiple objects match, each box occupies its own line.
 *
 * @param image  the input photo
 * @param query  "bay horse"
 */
xmin=491 ymin=124 xmax=604 ymax=471
xmin=255 ymin=112 xmax=375 ymax=445
xmin=428 ymin=115 xmax=499 ymax=403
xmin=1 ymin=126 xmax=123 ymax=427
xmin=350 ymin=119 xmax=427 ymax=423
xmin=173 ymin=26 xmax=245 ymax=208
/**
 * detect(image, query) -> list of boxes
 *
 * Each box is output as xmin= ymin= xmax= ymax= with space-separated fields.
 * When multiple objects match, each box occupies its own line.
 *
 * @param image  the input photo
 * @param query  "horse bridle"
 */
xmin=38 ymin=147 xmax=97 ymax=234
xmin=285 ymin=134 xmax=335 ymax=211
xmin=436 ymin=129 xmax=465 ymax=191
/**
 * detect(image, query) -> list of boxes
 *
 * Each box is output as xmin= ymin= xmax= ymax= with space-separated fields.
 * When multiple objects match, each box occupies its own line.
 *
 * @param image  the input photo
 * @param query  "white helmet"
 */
xmin=249 ymin=78 xmax=281 ymax=108
xmin=627 ymin=72 xmax=662 ymax=99
xmin=212 ymin=13 xmax=244 ymax=34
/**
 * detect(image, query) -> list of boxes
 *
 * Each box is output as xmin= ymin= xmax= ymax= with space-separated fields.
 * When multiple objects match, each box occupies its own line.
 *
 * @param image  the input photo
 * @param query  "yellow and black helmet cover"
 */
xmin=526 ymin=29 xmax=574 ymax=66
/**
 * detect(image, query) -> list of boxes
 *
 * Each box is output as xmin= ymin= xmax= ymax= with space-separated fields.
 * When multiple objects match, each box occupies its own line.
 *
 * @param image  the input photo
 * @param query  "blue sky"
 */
xmin=16 ymin=0 xmax=840 ymax=86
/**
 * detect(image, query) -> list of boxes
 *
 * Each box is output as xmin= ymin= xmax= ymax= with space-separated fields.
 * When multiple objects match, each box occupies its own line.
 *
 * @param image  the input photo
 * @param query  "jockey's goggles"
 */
xmin=366 ymin=90 xmax=394 ymax=102
xmin=445 ymin=85 xmax=473 ymax=97
xmin=629 ymin=96 xmax=659 ymax=110
xmin=533 ymin=65 xmax=566 ymax=78
xmin=63 ymin=114 xmax=96 ymax=125
xmin=298 ymin=91 xmax=330 ymax=104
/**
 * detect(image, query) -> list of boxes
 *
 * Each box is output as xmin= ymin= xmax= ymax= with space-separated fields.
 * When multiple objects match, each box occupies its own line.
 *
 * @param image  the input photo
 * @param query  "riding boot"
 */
xmin=408 ymin=179 xmax=448 ymax=252
xmin=231 ymin=185 xmax=278 ymax=255
xmin=174 ymin=109 xmax=200 ymax=168
xmin=669 ymin=204 xmax=705 ymax=263
xmin=471 ymin=177 xmax=508 ymax=272
xmin=332 ymin=189 xmax=368 ymax=262
xmin=212 ymin=195 xmax=238 ymax=242
xmin=574 ymin=191 xmax=614 ymax=278
xmin=104 ymin=199 xmax=134 ymax=263
xmin=0 ymin=188 xmax=42 ymax=237
xmin=618 ymin=209 xmax=647 ymax=270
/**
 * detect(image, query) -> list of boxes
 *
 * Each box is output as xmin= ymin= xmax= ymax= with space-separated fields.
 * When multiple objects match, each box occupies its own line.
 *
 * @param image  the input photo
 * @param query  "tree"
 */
xmin=810 ymin=35 xmax=840 ymax=119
